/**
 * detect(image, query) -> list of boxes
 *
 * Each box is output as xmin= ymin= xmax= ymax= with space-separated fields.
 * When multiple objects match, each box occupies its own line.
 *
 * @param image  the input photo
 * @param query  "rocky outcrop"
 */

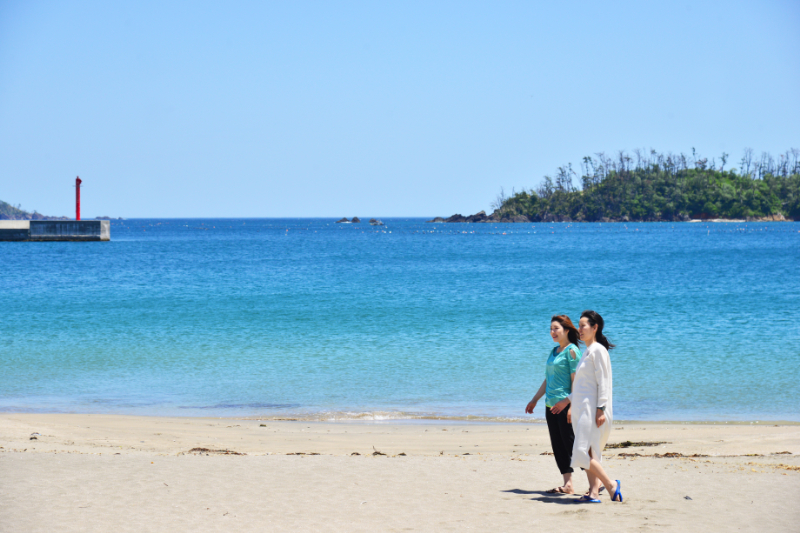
xmin=439 ymin=211 xmax=494 ymax=223
xmin=428 ymin=210 xmax=530 ymax=223
xmin=352 ymin=217 xmax=361 ymax=223
xmin=465 ymin=211 xmax=489 ymax=223
xmin=335 ymin=218 xmax=350 ymax=223
xmin=747 ymin=213 xmax=787 ymax=222
xmin=369 ymin=218 xmax=384 ymax=226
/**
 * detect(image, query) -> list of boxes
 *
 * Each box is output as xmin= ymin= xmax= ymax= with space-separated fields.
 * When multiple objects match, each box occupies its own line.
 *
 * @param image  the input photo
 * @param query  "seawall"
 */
xmin=0 ymin=220 xmax=110 ymax=241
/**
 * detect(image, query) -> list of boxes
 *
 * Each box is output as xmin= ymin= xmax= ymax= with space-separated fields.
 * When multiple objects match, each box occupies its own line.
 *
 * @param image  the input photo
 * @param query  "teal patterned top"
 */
xmin=545 ymin=343 xmax=582 ymax=408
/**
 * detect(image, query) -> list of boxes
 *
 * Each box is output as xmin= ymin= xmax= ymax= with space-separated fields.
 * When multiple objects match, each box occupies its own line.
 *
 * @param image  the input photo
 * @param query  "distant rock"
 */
xmin=542 ymin=214 xmax=573 ymax=223
xmin=426 ymin=211 xmax=536 ymax=224
xmin=369 ymin=218 xmax=384 ymax=226
xmin=352 ymin=217 xmax=361 ymax=223
xmin=464 ymin=210 xmax=489 ymax=223
xmin=335 ymin=218 xmax=350 ymax=223
xmin=29 ymin=213 xmax=70 ymax=221
xmin=746 ymin=213 xmax=787 ymax=222
xmin=438 ymin=210 xmax=497 ymax=223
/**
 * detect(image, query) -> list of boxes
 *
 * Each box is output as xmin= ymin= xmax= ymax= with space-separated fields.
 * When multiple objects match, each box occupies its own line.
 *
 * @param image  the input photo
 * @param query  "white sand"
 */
xmin=1 ymin=414 xmax=798 ymax=532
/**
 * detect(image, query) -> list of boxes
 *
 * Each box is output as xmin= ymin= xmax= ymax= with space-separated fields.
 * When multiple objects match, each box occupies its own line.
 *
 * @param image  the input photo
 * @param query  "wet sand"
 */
xmin=1 ymin=414 xmax=798 ymax=532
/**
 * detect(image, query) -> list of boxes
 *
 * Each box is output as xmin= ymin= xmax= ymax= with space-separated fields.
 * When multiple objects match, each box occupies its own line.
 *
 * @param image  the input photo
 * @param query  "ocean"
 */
xmin=1 ymin=218 xmax=798 ymax=421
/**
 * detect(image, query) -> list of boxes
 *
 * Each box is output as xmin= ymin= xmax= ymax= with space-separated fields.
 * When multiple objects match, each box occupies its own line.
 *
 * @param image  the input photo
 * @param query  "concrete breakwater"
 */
xmin=0 ymin=220 xmax=110 ymax=241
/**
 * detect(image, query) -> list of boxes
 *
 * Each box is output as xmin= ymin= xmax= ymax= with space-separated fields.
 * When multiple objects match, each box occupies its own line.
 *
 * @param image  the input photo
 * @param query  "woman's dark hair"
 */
xmin=551 ymin=315 xmax=581 ymax=347
xmin=580 ymin=310 xmax=616 ymax=350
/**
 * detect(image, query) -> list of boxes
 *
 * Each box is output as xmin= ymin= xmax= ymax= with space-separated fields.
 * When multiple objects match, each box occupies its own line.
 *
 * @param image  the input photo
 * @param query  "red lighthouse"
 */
xmin=75 ymin=176 xmax=82 ymax=220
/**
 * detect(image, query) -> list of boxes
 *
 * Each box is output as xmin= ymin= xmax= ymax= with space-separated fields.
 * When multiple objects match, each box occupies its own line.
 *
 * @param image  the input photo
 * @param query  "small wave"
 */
xmin=242 ymin=410 xmax=544 ymax=423
xmin=179 ymin=402 xmax=301 ymax=410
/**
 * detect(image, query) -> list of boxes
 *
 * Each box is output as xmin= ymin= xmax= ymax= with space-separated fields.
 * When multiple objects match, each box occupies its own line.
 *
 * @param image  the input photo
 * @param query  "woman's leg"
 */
xmin=555 ymin=408 xmax=575 ymax=492
xmin=586 ymin=448 xmax=619 ymax=499
xmin=585 ymin=469 xmax=597 ymax=496
xmin=563 ymin=473 xmax=573 ymax=490
xmin=545 ymin=407 xmax=574 ymax=493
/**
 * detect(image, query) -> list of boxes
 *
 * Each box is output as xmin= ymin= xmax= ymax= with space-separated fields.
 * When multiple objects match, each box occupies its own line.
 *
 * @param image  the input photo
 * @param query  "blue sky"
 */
xmin=1 ymin=1 xmax=798 ymax=218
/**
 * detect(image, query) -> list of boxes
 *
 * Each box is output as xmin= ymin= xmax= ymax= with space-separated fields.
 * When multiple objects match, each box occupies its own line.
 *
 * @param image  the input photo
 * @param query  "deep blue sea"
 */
xmin=1 ymin=219 xmax=798 ymax=422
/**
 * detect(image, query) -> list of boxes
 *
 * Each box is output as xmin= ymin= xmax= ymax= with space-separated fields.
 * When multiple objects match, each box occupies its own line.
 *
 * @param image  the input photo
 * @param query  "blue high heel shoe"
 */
xmin=612 ymin=480 xmax=623 ymax=502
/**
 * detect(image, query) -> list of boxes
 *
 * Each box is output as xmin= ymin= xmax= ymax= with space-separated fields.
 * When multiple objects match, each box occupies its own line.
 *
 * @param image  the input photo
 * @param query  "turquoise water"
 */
xmin=1 ymin=219 xmax=798 ymax=421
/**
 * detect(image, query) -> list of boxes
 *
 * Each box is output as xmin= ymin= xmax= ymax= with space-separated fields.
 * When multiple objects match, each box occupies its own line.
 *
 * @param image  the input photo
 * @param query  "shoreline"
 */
xmin=3 ymin=413 xmax=799 ymax=532
xmin=3 ymin=412 xmax=799 ymax=457
xmin=3 ymin=408 xmax=799 ymax=425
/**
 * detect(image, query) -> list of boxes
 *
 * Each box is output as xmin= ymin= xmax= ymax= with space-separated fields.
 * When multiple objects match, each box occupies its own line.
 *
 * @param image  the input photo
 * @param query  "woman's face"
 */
xmin=550 ymin=321 xmax=568 ymax=344
xmin=578 ymin=317 xmax=597 ymax=343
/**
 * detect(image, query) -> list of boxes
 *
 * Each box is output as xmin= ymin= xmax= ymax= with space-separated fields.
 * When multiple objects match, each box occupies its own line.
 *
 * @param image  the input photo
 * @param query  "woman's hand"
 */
xmin=550 ymin=399 xmax=569 ymax=414
xmin=595 ymin=409 xmax=606 ymax=428
xmin=525 ymin=399 xmax=537 ymax=414
xmin=566 ymin=407 xmax=572 ymax=424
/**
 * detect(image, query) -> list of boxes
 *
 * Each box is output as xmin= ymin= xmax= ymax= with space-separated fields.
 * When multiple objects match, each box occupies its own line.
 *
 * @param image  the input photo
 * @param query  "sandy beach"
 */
xmin=1 ymin=414 xmax=798 ymax=532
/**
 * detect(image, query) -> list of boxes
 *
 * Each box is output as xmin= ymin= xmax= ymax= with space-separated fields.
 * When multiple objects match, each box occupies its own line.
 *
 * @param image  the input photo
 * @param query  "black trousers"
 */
xmin=546 ymin=405 xmax=575 ymax=474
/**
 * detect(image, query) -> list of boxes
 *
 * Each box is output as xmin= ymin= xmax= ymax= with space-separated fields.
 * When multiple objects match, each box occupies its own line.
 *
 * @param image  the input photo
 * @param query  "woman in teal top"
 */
xmin=526 ymin=315 xmax=582 ymax=494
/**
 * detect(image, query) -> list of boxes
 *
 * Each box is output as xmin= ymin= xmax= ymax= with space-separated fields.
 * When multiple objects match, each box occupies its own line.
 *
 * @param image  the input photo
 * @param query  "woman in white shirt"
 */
xmin=568 ymin=310 xmax=622 ymax=503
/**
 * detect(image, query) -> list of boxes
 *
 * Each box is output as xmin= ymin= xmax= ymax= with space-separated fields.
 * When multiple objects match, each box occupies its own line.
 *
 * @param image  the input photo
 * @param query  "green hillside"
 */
xmin=492 ymin=149 xmax=799 ymax=222
xmin=0 ymin=199 xmax=67 ymax=220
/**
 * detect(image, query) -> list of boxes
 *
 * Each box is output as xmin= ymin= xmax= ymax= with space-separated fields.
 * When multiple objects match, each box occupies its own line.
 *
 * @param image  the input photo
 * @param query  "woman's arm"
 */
xmin=551 ymin=371 xmax=576 ymax=414
xmin=593 ymin=349 xmax=611 ymax=427
xmin=525 ymin=379 xmax=547 ymax=414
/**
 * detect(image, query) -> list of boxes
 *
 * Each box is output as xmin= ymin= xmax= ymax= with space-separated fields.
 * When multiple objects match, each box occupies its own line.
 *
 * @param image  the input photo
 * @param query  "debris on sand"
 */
xmin=606 ymin=441 xmax=668 ymax=449
xmin=188 ymin=448 xmax=246 ymax=455
xmin=372 ymin=446 xmax=386 ymax=456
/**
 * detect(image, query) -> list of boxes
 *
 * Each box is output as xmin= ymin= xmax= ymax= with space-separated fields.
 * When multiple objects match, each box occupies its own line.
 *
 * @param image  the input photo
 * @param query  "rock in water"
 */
xmin=465 ymin=210 xmax=489 ymax=223
xmin=335 ymin=218 xmax=350 ymax=223
xmin=352 ymin=217 xmax=361 ymax=223
xmin=369 ymin=219 xmax=384 ymax=226
xmin=443 ymin=211 xmax=490 ymax=223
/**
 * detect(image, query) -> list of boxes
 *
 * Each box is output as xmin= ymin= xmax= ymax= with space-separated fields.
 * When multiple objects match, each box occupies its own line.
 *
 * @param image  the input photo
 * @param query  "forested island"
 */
xmin=431 ymin=149 xmax=799 ymax=223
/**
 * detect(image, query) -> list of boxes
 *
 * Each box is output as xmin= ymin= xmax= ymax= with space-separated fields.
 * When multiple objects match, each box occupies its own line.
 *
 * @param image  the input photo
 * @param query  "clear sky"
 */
xmin=1 ymin=1 xmax=798 ymax=218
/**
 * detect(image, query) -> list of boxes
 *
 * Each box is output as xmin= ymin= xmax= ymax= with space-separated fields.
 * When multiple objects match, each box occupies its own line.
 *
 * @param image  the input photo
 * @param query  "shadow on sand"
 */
xmin=501 ymin=489 xmax=582 ymax=505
